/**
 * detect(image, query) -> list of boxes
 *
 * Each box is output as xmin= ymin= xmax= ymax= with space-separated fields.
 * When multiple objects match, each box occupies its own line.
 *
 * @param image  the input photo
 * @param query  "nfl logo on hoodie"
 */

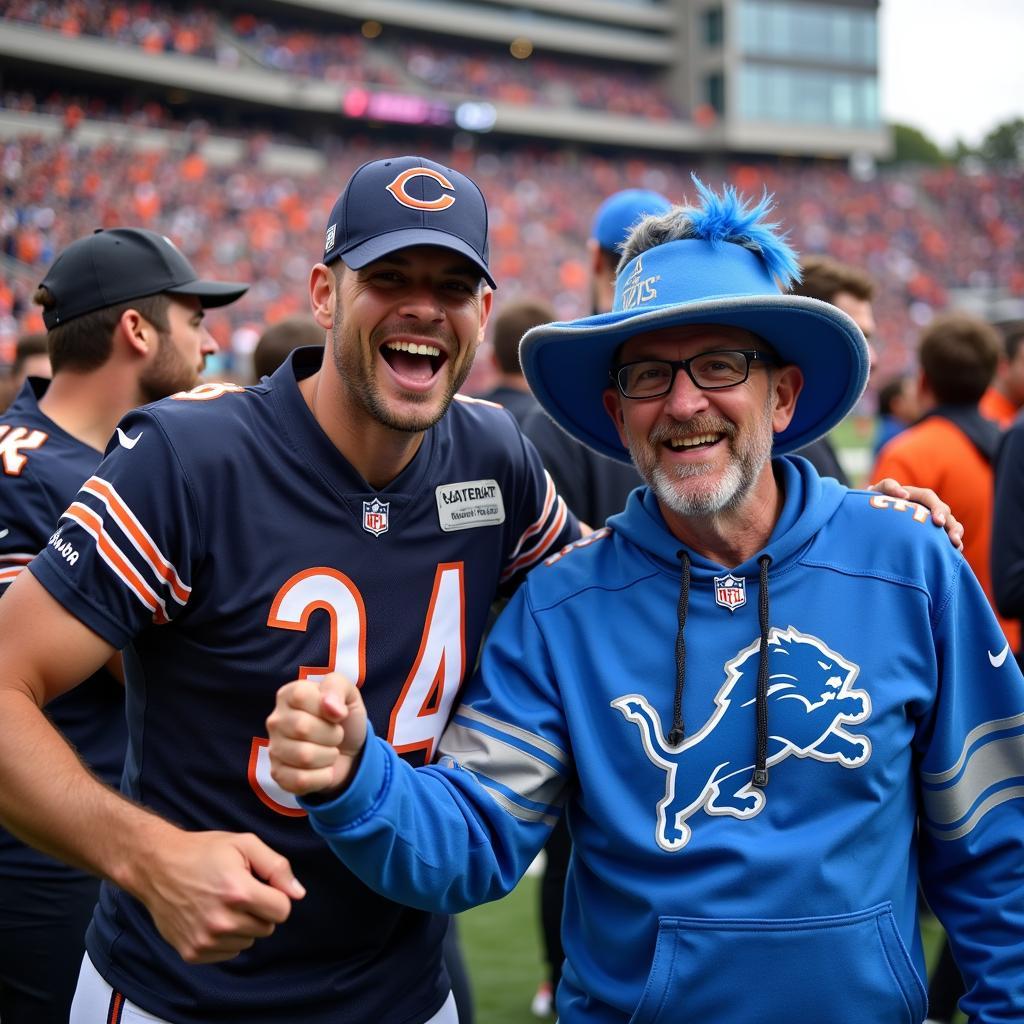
xmin=714 ymin=573 xmax=746 ymax=612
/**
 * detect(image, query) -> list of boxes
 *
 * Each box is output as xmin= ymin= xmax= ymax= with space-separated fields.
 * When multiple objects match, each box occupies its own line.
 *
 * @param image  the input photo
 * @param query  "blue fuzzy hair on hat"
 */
xmin=681 ymin=177 xmax=801 ymax=288
xmin=625 ymin=176 xmax=801 ymax=290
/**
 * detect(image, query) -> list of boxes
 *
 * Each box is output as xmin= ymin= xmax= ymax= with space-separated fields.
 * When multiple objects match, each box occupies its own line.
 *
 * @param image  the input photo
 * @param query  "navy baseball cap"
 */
xmin=322 ymin=155 xmax=496 ymax=288
xmin=591 ymin=188 xmax=672 ymax=254
xmin=38 ymin=227 xmax=248 ymax=329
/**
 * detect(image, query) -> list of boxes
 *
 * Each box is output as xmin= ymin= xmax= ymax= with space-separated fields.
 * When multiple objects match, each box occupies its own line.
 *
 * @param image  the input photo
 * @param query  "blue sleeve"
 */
xmin=303 ymin=584 xmax=567 ymax=912
xmin=992 ymin=423 xmax=1024 ymax=621
xmin=916 ymin=556 xmax=1024 ymax=1021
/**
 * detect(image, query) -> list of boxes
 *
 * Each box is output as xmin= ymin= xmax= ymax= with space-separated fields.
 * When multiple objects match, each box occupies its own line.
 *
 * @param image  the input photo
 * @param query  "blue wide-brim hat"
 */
xmin=520 ymin=237 xmax=870 ymax=463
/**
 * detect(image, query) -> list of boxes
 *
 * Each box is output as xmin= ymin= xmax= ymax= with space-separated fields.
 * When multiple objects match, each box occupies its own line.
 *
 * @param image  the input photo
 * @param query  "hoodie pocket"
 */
xmin=628 ymin=902 xmax=926 ymax=1024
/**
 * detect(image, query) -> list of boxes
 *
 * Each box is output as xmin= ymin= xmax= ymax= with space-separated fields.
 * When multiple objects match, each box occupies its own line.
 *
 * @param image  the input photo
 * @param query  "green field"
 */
xmin=459 ymin=873 xmax=547 ymax=1024
xmin=459 ymin=873 xmax=965 ymax=1023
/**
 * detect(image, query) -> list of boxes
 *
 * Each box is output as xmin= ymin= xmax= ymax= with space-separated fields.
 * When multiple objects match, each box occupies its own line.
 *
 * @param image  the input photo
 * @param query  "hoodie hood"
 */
xmin=608 ymin=455 xmax=847 ymax=579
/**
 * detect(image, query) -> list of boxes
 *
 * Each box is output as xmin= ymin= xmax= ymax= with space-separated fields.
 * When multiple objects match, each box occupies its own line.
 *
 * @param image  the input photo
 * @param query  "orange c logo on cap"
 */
xmin=386 ymin=168 xmax=456 ymax=211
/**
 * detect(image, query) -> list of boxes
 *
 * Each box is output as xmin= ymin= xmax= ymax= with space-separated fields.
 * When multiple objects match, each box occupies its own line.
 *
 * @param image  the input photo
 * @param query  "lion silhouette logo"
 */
xmin=612 ymin=626 xmax=870 ymax=851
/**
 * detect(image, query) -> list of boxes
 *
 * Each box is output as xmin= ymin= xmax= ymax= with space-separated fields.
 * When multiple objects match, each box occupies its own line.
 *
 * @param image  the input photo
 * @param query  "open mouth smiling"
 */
xmin=380 ymin=339 xmax=448 ymax=383
xmin=666 ymin=432 xmax=724 ymax=451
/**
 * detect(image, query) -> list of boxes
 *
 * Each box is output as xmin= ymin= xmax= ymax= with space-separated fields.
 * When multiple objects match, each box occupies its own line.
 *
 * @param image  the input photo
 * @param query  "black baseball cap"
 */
xmin=322 ymin=155 xmax=495 ymax=288
xmin=38 ymin=227 xmax=249 ymax=329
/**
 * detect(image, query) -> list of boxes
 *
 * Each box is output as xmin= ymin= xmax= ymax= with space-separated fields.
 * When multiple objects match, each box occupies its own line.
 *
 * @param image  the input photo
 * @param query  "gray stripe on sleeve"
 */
xmin=479 ymin=784 xmax=561 ymax=827
xmin=440 ymin=719 xmax=567 ymax=809
xmin=926 ymin=786 xmax=1024 ymax=842
xmin=922 ymin=732 xmax=1024 ymax=832
xmin=454 ymin=705 xmax=569 ymax=765
xmin=921 ymin=713 xmax=1024 ymax=784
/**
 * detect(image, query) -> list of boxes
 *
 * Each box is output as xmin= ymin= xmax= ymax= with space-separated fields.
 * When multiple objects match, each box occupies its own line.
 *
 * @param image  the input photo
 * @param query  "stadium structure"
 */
xmin=0 ymin=0 xmax=1021 ymax=385
xmin=0 ymin=0 xmax=887 ymax=157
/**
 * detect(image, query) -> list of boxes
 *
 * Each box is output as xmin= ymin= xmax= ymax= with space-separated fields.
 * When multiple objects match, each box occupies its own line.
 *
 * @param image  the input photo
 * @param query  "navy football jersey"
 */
xmin=0 ymin=378 xmax=126 ymax=879
xmin=29 ymin=347 xmax=578 ymax=1024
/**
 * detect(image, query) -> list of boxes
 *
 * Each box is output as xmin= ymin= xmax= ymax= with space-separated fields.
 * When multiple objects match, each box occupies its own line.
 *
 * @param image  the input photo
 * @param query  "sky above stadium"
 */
xmin=880 ymin=0 xmax=1023 ymax=148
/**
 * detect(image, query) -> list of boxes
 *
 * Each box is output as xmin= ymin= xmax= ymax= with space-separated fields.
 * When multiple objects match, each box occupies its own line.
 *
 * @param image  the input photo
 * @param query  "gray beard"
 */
xmin=628 ymin=395 xmax=775 ymax=518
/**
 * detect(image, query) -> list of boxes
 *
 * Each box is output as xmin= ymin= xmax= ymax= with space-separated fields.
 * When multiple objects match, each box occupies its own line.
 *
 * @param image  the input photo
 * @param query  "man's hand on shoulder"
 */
xmin=867 ymin=478 xmax=964 ymax=552
xmin=267 ymin=672 xmax=368 ymax=800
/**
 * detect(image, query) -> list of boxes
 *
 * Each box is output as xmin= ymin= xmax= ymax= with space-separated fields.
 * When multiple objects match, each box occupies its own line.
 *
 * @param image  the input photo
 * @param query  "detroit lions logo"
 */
xmin=619 ymin=255 xmax=660 ymax=310
xmin=612 ymin=626 xmax=870 ymax=852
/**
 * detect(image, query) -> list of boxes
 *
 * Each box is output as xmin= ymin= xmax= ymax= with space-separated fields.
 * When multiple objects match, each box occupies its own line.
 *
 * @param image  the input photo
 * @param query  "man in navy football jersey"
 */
xmin=0 ymin=157 xmax=578 ymax=1024
xmin=0 ymin=226 xmax=246 ymax=1024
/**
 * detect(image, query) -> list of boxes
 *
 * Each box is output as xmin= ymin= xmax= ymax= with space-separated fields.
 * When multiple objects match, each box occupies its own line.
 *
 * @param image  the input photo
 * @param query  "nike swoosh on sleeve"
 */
xmin=989 ymin=644 xmax=1011 ymax=668
xmin=116 ymin=428 xmax=143 ymax=450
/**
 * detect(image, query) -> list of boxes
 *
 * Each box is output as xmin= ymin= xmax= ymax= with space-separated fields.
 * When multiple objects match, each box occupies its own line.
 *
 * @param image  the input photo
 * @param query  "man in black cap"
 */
xmin=0 ymin=226 xmax=246 ymax=1024
xmin=0 ymin=158 xmax=578 ymax=1024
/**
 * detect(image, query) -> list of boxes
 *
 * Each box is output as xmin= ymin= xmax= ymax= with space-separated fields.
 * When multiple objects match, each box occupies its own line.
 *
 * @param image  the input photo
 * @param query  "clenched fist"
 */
xmin=266 ymin=672 xmax=368 ymax=799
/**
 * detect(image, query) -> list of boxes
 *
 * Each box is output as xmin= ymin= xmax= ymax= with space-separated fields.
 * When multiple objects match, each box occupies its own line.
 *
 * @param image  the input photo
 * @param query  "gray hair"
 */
xmin=618 ymin=206 xmax=768 ymax=274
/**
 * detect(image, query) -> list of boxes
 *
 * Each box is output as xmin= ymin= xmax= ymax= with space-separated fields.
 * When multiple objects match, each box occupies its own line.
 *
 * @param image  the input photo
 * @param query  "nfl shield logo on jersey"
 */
xmin=714 ymin=573 xmax=746 ymax=612
xmin=362 ymin=498 xmax=390 ymax=537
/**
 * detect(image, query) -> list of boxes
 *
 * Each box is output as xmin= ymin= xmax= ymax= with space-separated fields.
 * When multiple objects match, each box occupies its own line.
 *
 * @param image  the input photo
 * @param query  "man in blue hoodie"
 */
xmin=266 ymin=181 xmax=1024 ymax=1024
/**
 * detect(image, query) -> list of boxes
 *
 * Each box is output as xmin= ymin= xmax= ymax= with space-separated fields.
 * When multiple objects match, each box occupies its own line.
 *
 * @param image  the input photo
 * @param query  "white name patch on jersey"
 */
xmin=435 ymin=479 xmax=505 ymax=532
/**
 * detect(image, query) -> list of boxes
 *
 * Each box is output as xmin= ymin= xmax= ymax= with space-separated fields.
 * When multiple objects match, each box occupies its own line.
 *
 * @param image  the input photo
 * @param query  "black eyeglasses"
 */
xmin=610 ymin=349 xmax=777 ymax=399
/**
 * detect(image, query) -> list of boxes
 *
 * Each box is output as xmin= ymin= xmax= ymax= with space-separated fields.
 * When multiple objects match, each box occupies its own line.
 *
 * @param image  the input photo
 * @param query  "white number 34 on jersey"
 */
xmin=249 ymin=563 xmax=465 ymax=816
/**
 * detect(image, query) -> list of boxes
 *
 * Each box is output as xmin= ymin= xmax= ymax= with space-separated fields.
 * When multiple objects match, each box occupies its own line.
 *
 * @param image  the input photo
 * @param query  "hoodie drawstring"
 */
xmin=667 ymin=550 xmax=773 ymax=791
xmin=668 ymin=550 xmax=691 ymax=747
xmin=753 ymin=554 xmax=772 ymax=788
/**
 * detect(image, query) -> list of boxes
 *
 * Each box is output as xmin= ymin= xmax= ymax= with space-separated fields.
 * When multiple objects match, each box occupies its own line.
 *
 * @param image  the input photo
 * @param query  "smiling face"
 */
xmin=602 ymin=324 xmax=802 ymax=523
xmin=329 ymin=245 xmax=491 ymax=433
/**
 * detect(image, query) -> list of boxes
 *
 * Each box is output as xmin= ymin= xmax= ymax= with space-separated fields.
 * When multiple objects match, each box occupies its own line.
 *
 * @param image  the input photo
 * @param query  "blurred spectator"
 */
xmin=876 ymin=312 xmax=1010 ymax=1021
xmin=520 ymin=189 xmax=672 ymax=529
xmin=12 ymin=332 xmax=51 ymax=383
xmin=251 ymin=314 xmax=322 ymax=381
xmin=979 ymin=319 xmax=1024 ymax=428
xmin=477 ymin=299 xmax=553 ymax=427
xmin=994 ymin=394 xmax=1024 ymax=671
xmin=586 ymin=189 xmax=674 ymax=317
xmin=791 ymin=255 xmax=878 ymax=484
xmin=872 ymin=374 xmax=918 ymax=459
xmin=0 ymin=332 xmax=51 ymax=412
xmin=0 ymin=224 xmax=246 ymax=1024
xmin=873 ymin=312 xmax=1014 ymax=645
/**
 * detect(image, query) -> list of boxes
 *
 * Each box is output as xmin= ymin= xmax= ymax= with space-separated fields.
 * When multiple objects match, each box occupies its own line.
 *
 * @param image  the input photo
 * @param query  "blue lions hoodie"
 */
xmin=306 ymin=457 xmax=1024 ymax=1024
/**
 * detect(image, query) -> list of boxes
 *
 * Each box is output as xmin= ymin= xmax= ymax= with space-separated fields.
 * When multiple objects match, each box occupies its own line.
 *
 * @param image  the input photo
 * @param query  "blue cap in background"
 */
xmin=590 ymin=188 xmax=672 ymax=254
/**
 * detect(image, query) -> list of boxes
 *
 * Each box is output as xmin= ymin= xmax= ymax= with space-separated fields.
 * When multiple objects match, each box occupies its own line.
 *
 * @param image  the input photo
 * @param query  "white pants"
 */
xmin=70 ymin=953 xmax=460 ymax=1023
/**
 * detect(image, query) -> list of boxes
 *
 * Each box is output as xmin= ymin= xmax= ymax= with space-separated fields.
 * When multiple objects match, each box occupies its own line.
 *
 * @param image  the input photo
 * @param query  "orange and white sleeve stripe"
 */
xmin=500 ymin=471 xmax=570 ymax=584
xmin=0 ymin=552 xmax=34 ymax=586
xmin=60 ymin=476 xmax=191 ymax=623
xmin=80 ymin=478 xmax=191 ymax=605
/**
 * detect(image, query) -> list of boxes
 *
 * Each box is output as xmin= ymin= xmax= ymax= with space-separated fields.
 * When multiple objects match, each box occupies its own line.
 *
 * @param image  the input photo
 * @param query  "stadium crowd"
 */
xmin=1 ymin=120 xmax=1022 ymax=389
xmin=3 ymin=0 xmax=222 ymax=58
xmin=2 ymin=1 xmax=680 ymax=118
